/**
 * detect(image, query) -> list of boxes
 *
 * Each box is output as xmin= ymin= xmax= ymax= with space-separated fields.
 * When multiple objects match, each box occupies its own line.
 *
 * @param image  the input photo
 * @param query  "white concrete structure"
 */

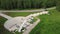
xmin=0 ymin=11 xmax=49 ymax=33
xmin=4 ymin=17 xmax=25 ymax=31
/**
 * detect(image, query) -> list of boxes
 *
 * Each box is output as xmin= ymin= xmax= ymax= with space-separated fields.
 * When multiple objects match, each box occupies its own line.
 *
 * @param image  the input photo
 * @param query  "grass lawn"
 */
xmin=4 ymin=12 xmax=36 ymax=17
xmin=29 ymin=9 xmax=60 ymax=34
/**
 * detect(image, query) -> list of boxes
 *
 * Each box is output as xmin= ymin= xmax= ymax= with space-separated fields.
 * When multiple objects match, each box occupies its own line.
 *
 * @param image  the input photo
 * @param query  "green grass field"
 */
xmin=29 ymin=9 xmax=60 ymax=34
xmin=4 ymin=12 xmax=36 ymax=17
xmin=0 ymin=9 xmax=60 ymax=34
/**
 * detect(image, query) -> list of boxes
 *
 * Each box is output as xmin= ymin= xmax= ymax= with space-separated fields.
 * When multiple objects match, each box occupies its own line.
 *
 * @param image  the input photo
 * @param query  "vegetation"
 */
xmin=56 ymin=0 xmax=60 ymax=11
xmin=0 ymin=0 xmax=56 ymax=10
xmin=29 ymin=9 xmax=60 ymax=34
xmin=0 ymin=0 xmax=60 ymax=34
xmin=4 ymin=12 xmax=36 ymax=17
xmin=15 ymin=31 xmax=22 ymax=34
xmin=0 ymin=17 xmax=13 ymax=34
xmin=30 ymin=17 xmax=37 ymax=24
xmin=0 ymin=9 xmax=60 ymax=34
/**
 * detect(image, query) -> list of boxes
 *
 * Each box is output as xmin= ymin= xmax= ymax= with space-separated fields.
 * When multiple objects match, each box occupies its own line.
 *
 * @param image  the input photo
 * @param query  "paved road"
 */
xmin=0 ymin=9 xmax=45 ymax=12
xmin=0 ymin=7 xmax=56 ymax=12
xmin=0 ymin=13 xmax=12 ymax=20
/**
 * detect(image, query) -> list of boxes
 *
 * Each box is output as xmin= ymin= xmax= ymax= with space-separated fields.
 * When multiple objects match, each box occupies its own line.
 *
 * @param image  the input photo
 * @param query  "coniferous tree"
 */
xmin=56 ymin=0 xmax=60 ymax=11
xmin=0 ymin=0 xmax=56 ymax=10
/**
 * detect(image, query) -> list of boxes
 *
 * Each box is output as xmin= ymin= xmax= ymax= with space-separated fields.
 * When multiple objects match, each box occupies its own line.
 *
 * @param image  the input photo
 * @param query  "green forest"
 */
xmin=0 ymin=0 xmax=58 ymax=10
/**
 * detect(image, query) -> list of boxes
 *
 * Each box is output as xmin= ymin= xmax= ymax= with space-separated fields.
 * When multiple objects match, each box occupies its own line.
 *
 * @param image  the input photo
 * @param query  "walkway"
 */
xmin=0 ymin=7 xmax=56 ymax=12
xmin=0 ymin=13 xmax=12 ymax=20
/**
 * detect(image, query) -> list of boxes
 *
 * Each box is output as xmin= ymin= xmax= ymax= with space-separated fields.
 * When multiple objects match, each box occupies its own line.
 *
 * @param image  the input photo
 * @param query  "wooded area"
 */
xmin=56 ymin=0 xmax=60 ymax=11
xmin=0 ymin=0 xmax=56 ymax=10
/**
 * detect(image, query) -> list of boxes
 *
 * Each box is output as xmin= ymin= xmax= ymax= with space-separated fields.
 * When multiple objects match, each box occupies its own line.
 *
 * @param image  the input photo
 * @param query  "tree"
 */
xmin=56 ymin=0 xmax=60 ymax=11
xmin=0 ymin=0 xmax=56 ymax=10
xmin=42 ymin=0 xmax=56 ymax=9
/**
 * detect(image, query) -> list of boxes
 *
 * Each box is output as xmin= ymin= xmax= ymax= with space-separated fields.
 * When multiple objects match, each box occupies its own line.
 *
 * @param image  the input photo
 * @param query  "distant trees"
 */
xmin=42 ymin=0 xmax=56 ymax=9
xmin=56 ymin=0 xmax=60 ymax=11
xmin=0 ymin=0 xmax=56 ymax=10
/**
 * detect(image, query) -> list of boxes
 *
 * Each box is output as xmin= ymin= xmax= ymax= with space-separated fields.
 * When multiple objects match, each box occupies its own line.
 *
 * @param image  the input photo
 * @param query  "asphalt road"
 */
xmin=0 ymin=7 xmax=56 ymax=12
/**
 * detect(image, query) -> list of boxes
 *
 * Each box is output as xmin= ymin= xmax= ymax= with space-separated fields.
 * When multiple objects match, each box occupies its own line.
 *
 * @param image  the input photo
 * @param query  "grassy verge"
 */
xmin=4 ymin=12 xmax=36 ymax=17
xmin=29 ymin=9 xmax=60 ymax=34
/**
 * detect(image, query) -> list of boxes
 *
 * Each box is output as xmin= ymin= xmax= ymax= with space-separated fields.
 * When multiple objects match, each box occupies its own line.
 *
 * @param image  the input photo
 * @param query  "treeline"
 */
xmin=0 ymin=0 xmax=56 ymax=10
xmin=56 ymin=0 xmax=60 ymax=11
